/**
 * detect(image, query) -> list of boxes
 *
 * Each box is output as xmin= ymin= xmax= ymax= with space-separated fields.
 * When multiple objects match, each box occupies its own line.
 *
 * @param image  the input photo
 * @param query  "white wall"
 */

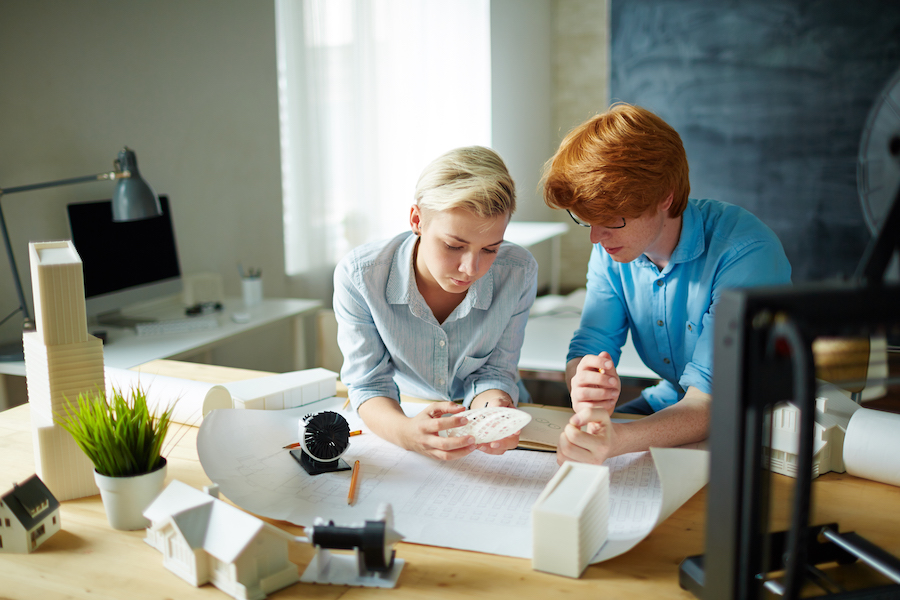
xmin=0 ymin=0 xmax=290 ymax=369
xmin=0 ymin=1 xmax=611 ymax=372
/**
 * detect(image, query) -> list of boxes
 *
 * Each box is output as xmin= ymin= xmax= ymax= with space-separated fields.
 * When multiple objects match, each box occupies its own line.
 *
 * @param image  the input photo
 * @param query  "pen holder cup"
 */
xmin=242 ymin=277 xmax=263 ymax=308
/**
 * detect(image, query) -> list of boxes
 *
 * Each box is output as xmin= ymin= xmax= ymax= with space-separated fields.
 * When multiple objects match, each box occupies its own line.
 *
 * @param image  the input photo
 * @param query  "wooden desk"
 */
xmin=1 ymin=361 xmax=899 ymax=599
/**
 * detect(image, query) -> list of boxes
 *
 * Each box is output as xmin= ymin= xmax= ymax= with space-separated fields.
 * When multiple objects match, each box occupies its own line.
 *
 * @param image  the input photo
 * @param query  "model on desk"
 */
xmin=542 ymin=103 xmax=792 ymax=466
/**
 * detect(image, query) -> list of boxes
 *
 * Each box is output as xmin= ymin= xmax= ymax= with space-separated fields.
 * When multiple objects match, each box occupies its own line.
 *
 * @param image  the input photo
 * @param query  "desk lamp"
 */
xmin=0 ymin=147 xmax=160 ymax=361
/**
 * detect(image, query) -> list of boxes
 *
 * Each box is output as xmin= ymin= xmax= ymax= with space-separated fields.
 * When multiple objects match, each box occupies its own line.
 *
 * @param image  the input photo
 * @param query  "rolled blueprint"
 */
xmin=105 ymin=367 xmax=233 ymax=426
xmin=843 ymin=407 xmax=900 ymax=487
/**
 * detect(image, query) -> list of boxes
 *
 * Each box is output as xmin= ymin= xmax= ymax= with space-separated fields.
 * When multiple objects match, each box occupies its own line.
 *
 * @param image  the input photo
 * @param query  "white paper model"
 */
xmin=23 ymin=241 xmax=104 ymax=501
xmin=143 ymin=480 xmax=299 ymax=600
xmin=532 ymin=461 xmax=609 ymax=578
xmin=223 ymin=368 xmax=338 ymax=410
xmin=764 ymin=393 xmax=861 ymax=479
xmin=0 ymin=475 xmax=61 ymax=554
xmin=438 ymin=406 xmax=533 ymax=444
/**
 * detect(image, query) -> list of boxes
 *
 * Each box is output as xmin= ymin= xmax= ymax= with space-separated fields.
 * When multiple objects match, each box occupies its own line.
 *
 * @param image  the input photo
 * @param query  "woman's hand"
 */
xmin=568 ymin=353 xmax=621 ymax=414
xmin=556 ymin=407 xmax=618 ymax=466
xmin=358 ymin=397 xmax=478 ymax=461
xmin=403 ymin=401 xmax=480 ymax=460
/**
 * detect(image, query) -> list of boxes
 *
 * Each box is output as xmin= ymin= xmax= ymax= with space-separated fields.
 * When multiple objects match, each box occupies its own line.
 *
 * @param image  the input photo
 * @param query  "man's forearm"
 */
xmin=611 ymin=387 xmax=710 ymax=456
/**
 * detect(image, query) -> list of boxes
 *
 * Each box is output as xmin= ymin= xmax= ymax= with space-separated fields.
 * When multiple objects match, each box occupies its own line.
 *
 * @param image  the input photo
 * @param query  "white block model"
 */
xmin=223 ymin=368 xmax=338 ymax=410
xmin=23 ymin=241 xmax=104 ymax=501
xmin=532 ymin=461 xmax=609 ymax=578
xmin=0 ymin=475 xmax=61 ymax=553
xmin=764 ymin=393 xmax=861 ymax=479
xmin=144 ymin=480 xmax=299 ymax=600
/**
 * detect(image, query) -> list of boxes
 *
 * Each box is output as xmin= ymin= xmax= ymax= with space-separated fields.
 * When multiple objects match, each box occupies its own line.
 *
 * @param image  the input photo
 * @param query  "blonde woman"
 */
xmin=334 ymin=146 xmax=537 ymax=461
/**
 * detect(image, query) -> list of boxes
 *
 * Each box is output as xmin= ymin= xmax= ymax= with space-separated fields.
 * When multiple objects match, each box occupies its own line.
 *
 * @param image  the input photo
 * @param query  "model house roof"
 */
xmin=145 ymin=480 xmax=292 ymax=564
xmin=1 ymin=475 xmax=59 ymax=530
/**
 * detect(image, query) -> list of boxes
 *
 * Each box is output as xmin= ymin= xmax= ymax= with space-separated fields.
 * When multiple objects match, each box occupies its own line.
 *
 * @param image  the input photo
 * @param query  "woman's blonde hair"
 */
xmin=542 ymin=103 xmax=690 ymax=222
xmin=415 ymin=146 xmax=516 ymax=218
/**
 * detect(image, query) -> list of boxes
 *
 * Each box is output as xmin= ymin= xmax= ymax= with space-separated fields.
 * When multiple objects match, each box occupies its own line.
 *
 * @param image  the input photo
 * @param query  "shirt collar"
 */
xmin=385 ymin=232 xmax=494 ymax=318
xmin=668 ymin=200 xmax=705 ymax=265
xmin=634 ymin=200 xmax=704 ymax=272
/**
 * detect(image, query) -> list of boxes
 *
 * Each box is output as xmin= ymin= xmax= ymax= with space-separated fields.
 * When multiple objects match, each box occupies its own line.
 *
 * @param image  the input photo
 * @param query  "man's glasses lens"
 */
xmin=566 ymin=210 xmax=626 ymax=229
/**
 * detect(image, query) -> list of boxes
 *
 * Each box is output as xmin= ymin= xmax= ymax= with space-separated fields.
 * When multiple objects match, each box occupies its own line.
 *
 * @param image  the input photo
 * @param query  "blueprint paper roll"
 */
xmin=105 ymin=367 xmax=233 ymax=426
xmin=843 ymin=408 xmax=900 ymax=487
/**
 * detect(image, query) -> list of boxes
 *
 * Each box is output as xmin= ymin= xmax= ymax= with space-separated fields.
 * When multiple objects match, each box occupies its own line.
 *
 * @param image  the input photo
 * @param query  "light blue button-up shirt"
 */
xmin=335 ymin=231 xmax=538 ymax=410
xmin=569 ymin=198 xmax=792 ymax=411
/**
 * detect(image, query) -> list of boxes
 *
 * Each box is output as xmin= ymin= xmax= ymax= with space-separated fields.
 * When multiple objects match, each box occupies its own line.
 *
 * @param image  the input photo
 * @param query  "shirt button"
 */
xmin=438 ymin=378 xmax=445 ymax=386
xmin=656 ymin=280 xmax=663 ymax=287
xmin=687 ymin=324 xmax=693 ymax=332
xmin=657 ymin=320 xmax=664 ymax=326
xmin=663 ymin=358 xmax=671 ymax=364
xmin=439 ymin=340 xmax=445 ymax=347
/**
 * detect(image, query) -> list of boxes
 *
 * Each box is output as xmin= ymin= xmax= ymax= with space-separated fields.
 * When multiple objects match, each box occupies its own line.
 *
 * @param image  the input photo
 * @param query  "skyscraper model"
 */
xmin=23 ymin=241 xmax=104 ymax=500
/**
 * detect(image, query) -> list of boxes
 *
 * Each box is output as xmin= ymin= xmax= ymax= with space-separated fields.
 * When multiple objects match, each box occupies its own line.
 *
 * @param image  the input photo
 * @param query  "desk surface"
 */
xmin=2 ymin=361 xmax=899 ymax=599
xmin=0 ymin=297 xmax=321 ymax=377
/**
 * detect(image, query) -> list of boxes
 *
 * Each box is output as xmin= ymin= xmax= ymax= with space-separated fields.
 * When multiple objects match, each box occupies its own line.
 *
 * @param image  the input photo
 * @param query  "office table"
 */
xmin=519 ymin=312 xmax=660 ymax=382
xmin=1 ymin=361 xmax=899 ymax=599
xmin=0 ymin=297 xmax=321 ymax=409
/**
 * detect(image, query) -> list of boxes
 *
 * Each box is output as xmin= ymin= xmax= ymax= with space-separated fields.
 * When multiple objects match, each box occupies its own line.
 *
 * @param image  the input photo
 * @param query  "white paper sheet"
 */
xmin=105 ymin=367 xmax=232 ymax=426
xmin=197 ymin=397 xmax=709 ymax=561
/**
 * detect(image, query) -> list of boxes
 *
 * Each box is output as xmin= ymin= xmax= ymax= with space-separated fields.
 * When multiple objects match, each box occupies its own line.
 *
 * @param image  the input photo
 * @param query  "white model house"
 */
xmin=764 ymin=392 xmax=861 ymax=479
xmin=143 ymin=480 xmax=298 ymax=600
xmin=0 ymin=475 xmax=61 ymax=553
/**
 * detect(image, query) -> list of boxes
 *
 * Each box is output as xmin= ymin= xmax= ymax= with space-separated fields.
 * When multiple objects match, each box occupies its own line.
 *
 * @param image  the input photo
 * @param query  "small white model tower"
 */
xmin=23 ymin=241 xmax=104 ymax=501
xmin=532 ymin=461 xmax=610 ymax=578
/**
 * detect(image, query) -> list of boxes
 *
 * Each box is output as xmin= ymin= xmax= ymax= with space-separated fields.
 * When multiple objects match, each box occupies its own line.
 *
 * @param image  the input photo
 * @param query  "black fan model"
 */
xmin=290 ymin=411 xmax=353 ymax=475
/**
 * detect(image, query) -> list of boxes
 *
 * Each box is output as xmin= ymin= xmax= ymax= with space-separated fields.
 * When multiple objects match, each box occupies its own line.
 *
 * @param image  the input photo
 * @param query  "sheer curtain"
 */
xmin=275 ymin=0 xmax=492 ymax=278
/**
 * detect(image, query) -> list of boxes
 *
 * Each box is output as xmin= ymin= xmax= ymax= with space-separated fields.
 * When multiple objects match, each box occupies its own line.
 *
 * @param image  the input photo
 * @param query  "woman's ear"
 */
xmin=410 ymin=204 xmax=424 ymax=235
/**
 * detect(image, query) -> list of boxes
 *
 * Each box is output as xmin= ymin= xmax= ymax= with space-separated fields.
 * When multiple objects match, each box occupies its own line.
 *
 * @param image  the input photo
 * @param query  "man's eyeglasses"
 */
xmin=566 ymin=209 xmax=626 ymax=229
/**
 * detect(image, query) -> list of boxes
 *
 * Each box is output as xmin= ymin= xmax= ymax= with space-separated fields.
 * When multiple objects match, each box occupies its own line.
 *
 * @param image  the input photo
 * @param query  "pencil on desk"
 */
xmin=283 ymin=442 xmax=301 ymax=449
xmin=349 ymin=430 xmax=362 ymax=437
xmin=347 ymin=460 xmax=360 ymax=505
xmin=342 ymin=398 xmax=351 ymax=410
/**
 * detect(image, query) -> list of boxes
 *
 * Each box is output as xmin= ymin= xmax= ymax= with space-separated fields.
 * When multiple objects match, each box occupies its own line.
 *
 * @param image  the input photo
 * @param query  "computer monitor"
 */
xmin=67 ymin=195 xmax=182 ymax=326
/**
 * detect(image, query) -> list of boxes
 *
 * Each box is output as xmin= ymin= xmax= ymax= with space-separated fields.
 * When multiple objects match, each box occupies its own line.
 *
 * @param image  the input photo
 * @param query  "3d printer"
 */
xmin=679 ymin=69 xmax=900 ymax=599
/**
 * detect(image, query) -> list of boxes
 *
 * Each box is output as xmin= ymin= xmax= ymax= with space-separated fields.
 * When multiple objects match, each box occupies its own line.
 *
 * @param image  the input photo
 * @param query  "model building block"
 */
xmin=144 ymin=480 xmax=299 ymax=600
xmin=224 ymin=368 xmax=338 ymax=411
xmin=23 ymin=241 xmax=104 ymax=501
xmin=764 ymin=392 xmax=861 ymax=479
xmin=532 ymin=461 xmax=609 ymax=578
xmin=0 ymin=475 xmax=61 ymax=553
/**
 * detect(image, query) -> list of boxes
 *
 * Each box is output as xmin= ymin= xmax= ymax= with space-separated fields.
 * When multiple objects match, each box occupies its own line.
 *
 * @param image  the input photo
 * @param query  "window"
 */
xmin=275 ymin=0 xmax=492 ymax=276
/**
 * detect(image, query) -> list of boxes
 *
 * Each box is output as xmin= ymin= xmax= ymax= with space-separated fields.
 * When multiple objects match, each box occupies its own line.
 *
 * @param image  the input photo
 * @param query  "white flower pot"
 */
xmin=93 ymin=459 xmax=167 ymax=531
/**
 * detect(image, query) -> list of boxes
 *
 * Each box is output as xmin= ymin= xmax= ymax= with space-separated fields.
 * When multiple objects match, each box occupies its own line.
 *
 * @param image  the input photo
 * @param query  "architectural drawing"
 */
xmin=197 ymin=400 xmax=709 ymax=565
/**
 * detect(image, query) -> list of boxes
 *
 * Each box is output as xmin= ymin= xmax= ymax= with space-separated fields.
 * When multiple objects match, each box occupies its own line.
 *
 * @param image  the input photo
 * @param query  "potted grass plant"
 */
xmin=57 ymin=385 xmax=177 ymax=531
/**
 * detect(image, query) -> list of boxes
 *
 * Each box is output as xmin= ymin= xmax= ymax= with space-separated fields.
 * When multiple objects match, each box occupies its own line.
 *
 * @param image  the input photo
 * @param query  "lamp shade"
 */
xmin=112 ymin=148 xmax=161 ymax=222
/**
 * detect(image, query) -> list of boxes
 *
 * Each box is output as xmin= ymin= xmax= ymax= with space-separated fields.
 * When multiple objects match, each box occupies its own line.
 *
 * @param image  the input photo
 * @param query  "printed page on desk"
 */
xmin=197 ymin=397 xmax=709 ymax=561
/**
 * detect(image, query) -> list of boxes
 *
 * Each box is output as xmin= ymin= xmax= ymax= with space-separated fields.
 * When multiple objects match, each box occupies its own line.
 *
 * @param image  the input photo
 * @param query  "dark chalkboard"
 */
xmin=610 ymin=0 xmax=900 ymax=281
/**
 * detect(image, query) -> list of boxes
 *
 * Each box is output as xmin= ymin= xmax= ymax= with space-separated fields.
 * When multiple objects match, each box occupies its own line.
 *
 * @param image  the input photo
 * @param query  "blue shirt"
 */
xmin=569 ymin=198 xmax=792 ymax=411
xmin=334 ymin=231 xmax=538 ymax=410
